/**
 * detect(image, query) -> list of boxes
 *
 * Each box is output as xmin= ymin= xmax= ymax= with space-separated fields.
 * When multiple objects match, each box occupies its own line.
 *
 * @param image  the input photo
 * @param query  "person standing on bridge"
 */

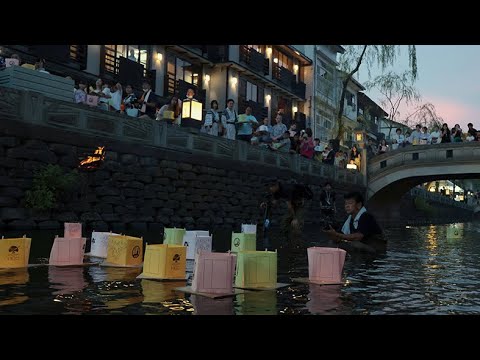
xmin=324 ymin=191 xmax=386 ymax=254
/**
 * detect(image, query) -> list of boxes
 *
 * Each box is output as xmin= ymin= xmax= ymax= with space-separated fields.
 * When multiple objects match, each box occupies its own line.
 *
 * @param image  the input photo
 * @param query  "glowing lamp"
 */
xmin=181 ymin=99 xmax=203 ymax=130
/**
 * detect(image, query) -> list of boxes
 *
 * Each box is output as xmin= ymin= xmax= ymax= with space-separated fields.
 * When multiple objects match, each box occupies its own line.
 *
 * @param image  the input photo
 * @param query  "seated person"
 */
xmin=268 ymin=131 xmax=291 ymax=152
xmin=256 ymin=118 xmax=273 ymax=144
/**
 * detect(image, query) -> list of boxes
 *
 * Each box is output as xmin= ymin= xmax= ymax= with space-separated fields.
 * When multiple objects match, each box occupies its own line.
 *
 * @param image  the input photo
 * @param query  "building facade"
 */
xmin=377 ymin=117 xmax=411 ymax=141
xmin=0 ymin=45 xmax=312 ymax=126
xmin=312 ymin=45 xmax=344 ymax=147
xmin=357 ymin=92 xmax=388 ymax=141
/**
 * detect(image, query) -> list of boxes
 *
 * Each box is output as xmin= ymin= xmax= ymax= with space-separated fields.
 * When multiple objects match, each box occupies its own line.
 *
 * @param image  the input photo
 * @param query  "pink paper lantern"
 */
xmin=307 ymin=247 xmax=346 ymax=284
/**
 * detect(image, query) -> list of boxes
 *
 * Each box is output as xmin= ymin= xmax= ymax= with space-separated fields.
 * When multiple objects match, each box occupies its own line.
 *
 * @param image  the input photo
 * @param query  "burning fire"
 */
xmin=79 ymin=146 xmax=106 ymax=170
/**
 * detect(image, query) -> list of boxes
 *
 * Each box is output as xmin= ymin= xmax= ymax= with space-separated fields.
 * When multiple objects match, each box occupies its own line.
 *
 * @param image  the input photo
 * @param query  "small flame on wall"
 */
xmin=78 ymin=146 xmax=106 ymax=171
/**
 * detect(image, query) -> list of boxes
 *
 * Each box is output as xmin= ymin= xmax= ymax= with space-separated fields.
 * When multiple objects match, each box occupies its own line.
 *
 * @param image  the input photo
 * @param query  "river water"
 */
xmin=1 ymin=222 xmax=479 ymax=315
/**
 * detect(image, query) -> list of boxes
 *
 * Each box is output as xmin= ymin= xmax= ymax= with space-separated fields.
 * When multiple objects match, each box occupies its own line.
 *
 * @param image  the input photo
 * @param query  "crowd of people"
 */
xmin=367 ymin=123 xmax=480 ymax=158
xmin=6 ymin=53 xmax=476 ymax=175
xmin=2 ymin=52 xmax=389 ymax=254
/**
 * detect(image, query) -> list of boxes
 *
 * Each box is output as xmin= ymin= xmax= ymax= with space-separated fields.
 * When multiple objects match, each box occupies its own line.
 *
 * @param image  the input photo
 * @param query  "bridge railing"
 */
xmin=0 ymin=86 xmax=365 ymax=186
xmin=410 ymin=187 xmax=472 ymax=210
xmin=368 ymin=142 xmax=480 ymax=179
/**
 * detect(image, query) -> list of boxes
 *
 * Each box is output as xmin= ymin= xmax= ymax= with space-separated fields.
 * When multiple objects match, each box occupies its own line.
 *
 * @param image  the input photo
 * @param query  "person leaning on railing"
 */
xmin=122 ymin=84 xmax=138 ymax=117
xmin=109 ymin=82 xmax=123 ymax=112
xmin=138 ymin=80 xmax=158 ymax=120
xmin=74 ymin=80 xmax=87 ymax=104
xmin=299 ymin=128 xmax=315 ymax=159
xmin=430 ymin=126 xmax=441 ymax=144
xmin=156 ymin=95 xmax=181 ymax=124
xmin=202 ymin=100 xmax=221 ymax=136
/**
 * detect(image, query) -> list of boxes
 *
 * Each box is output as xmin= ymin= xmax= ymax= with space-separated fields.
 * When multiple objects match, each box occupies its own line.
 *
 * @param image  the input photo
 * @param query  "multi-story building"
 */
xmin=357 ymin=92 xmax=388 ymax=142
xmin=0 ymin=45 xmax=312 ymax=126
xmin=339 ymin=72 xmax=366 ymax=148
xmin=312 ymin=45 xmax=344 ymax=147
xmin=377 ymin=117 xmax=411 ymax=141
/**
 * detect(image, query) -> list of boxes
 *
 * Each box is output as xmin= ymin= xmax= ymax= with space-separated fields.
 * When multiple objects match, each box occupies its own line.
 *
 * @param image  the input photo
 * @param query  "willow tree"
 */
xmin=335 ymin=45 xmax=418 ymax=140
xmin=365 ymin=71 xmax=420 ymax=139
xmin=405 ymin=102 xmax=444 ymax=130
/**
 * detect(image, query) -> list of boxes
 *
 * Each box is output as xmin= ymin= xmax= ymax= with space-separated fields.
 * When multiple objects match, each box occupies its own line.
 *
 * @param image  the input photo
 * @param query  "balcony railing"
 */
xmin=292 ymin=80 xmax=306 ymax=99
xmin=239 ymin=46 xmax=269 ymax=75
xmin=238 ymin=98 xmax=268 ymax=121
xmin=184 ymin=45 xmax=229 ymax=63
xmin=272 ymin=63 xmax=295 ymax=90
xmin=272 ymin=63 xmax=307 ymax=99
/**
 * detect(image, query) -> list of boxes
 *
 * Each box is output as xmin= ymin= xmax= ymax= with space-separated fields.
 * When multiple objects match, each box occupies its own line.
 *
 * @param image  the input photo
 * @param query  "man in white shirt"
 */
xmin=109 ymin=82 xmax=123 ymax=111
xmin=410 ymin=124 xmax=422 ymax=145
xmin=391 ymin=128 xmax=405 ymax=150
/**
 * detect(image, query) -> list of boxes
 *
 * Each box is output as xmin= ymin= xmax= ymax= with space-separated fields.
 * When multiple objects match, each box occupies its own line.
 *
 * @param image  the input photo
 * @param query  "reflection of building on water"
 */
xmin=48 ymin=266 xmax=88 ymax=296
xmin=235 ymin=290 xmax=277 ymax=315
xmin=0 ymin=269 xmax=30 ymax=307
xmin=306 ymin=284 xmax=342 ymax=314
xmin=88 ymin=265 xmax=141 ymax=283
xmin=190 ymin=294 xmax=234 ymax=315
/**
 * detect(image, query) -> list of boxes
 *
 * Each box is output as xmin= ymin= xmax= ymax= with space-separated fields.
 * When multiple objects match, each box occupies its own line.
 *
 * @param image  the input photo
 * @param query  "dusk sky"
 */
xmin=356 ymin=45 xmax=479 ymax=131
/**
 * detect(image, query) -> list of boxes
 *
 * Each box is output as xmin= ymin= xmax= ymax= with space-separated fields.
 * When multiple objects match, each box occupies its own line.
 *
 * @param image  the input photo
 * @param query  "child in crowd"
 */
xmin=74 ymin=80 xmax=87 ymax=104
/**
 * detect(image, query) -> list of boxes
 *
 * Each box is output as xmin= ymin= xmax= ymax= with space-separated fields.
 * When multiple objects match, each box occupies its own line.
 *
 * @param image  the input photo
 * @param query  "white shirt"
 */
xmin=140 ymin=89 xmax=152 ymax=113
xmin=100 ymin=87 xmax=111 ymax=104
xmin=258 ymin=125 xmax=269 ymax=133
xmin=430 ymin=131 xmax=441 ymax=144
xmin=392 ymin=134 xmax=405 ymax=144
xmin=110 ymin=89 xmax=122 ymax=111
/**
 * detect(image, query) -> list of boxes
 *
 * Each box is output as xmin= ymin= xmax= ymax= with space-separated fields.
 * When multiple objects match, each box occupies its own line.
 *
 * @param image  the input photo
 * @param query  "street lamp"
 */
xmin=354 ymin=129 xmax=365 ymax=143
xmin=181 ymin=99 xmax=203 ymax=130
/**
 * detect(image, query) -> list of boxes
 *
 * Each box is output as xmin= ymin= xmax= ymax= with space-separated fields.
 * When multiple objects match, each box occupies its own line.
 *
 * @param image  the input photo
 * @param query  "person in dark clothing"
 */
xmin=137 ymin=80 xmax=158 ymax=119
xmin=467 ymin=123 xmax=477 ymax=140
xmin=320 ymin=182 xmax=336 ymax=224
xmin=324 ymin=148 xmax=336 ymax=165
xmin=260 ymin=179 xmax=313 ymax=246
xmin=441 ymin=123 xmax=451 ymax=143
xmin=323 ymin=191 xmax=385 ymax=254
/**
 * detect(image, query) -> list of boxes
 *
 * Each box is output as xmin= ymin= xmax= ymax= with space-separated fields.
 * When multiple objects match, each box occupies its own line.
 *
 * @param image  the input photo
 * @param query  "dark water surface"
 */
xmin=1 ymin=222 xmax=479 ymax=315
